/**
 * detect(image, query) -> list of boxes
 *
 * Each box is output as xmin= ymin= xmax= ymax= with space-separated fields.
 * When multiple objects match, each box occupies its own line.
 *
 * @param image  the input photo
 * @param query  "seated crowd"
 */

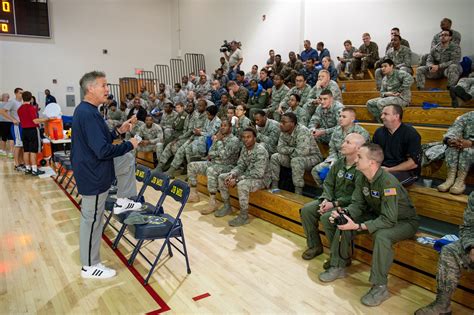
xmin=1 ymin=17 xmax=472 ymax=313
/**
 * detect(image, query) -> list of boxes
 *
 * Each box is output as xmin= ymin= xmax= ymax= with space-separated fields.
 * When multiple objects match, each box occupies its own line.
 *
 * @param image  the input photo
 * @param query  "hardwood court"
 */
xmin=0 ymin=158 xmax=472 ymax=314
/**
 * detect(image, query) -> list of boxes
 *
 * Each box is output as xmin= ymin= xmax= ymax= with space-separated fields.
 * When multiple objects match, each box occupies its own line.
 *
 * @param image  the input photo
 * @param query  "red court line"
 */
xmin=52 ymin=176 xmax=171 ymax=314
xmin=192 ymin=293 xmax=211 ymax=301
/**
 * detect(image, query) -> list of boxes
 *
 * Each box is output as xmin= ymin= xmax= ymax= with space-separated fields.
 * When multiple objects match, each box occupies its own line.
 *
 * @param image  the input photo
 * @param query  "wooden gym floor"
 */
xmin=0 ymin=158 xmax=471 ymax=314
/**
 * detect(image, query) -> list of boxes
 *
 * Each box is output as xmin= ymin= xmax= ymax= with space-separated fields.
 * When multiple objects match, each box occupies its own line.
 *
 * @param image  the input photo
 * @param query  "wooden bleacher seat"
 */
xmin=342 ymin=91 xmax=474 ymax=107
xmin=338 ymin=78 xmax=451 ymax=92
xmin=348 ymin=105 xmax=471 ymax=126
xmin=196 ymin=175 xmax=474 ymax=309
xmin=135 ymin=151 xmax=156 ymax=168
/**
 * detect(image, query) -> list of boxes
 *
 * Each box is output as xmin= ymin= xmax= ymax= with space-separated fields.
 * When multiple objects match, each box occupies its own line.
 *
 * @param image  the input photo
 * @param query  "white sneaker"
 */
xmin=114 ymin=198 xmax=142 ymax=214
xmin=81 ymin=263 xmax=116 ymax=279
xmin=0 ymin=150 xmax=6 ymax=156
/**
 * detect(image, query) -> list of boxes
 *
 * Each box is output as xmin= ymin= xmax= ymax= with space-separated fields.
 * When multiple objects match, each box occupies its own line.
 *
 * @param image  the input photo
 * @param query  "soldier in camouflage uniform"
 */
xmin=311 ymin=108 xmax=369 ymax=186
xmin=437 ymin=111 xmax=474 ymax=195
xmin=259 ymin=74 xmax=289 ymax=121
xmin=415 ymin=191 xmax=473 ymax=315
xmin=351 ymin=33 xmax=380 ymax=79
xmin=217 ymin=94 xmax=232 ymax=120
xmin=420 ymin=18 xmax=462 ymax=66
xmin=450 ymin=73 xmax=474 ymax=107
xmin=187 ymin=119 xmax=241 ymax=215
xmin=270 ymin=112 xmax=322 ymax=195
xmin=416 ymin=30 xmax=461 ymax=90
xmin=384 ymin=27 xmax=410 ymax=53
xmin=281 ymin=51 xmax=304 ymax=84
xmin=194 ymin=75 xmax=211 ymax=99
xmin=253 ymin=110 xmax=280 ymax=156
xmin=166 ymin=105 xmax=221 ymax=176
xmin=159 ymin=101 xmax=178 ymax=144
xmin=303 ymin=70 xmax=342 ymax=119
xmin=285 ymin=93 xmax=309 ymax=126
xmin=106 ymin=102 xmax=125 ymax=130
xmin=227 ymin=81 xmax=249 ymax=105
xmin=216 ymin=128 xmax=271 ymax=227
xmin=165 ymin=102 xmax=188 ymax=147
xmin=337 ymin=40 xmax=356 ymax=79
xmin=308 ymin=89 xmax=345 ymax=144
xmin=375 ymin=36 xmax=413 ymax=90
xmin=233 ymin=104 xmax=252 ymax=139
xmin=301 ymin=133 xmax=366 ymax=261
xmin=276 ymin=74 xmax=311 ymax=121
xmin=155 ymin=100 xmax=206 ymax=171
xmin=320 ymin=143 xmax=419 ymax=307
xmin=246 ymin=80 xmax=269 ymax=116
xmin=136 ymin=115 xmax=164 ymax=156
xmin=367 ymin=59 xmax=414 ymax=122
xmin=125 ymin=120 xmax=145 ymax=140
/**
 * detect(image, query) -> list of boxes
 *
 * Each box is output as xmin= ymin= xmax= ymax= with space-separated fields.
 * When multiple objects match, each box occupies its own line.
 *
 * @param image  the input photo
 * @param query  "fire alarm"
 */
xmin=52 ymin=79 xmax=57 ymax=84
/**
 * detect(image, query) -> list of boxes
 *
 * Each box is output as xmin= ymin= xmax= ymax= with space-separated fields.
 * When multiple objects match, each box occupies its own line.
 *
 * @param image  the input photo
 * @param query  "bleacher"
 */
xmin=125 ymin=57 xmax=473 ymax=309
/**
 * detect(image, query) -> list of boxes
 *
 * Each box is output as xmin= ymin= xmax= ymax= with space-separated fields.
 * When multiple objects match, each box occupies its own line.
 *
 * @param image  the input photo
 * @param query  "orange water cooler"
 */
xmin=45 ymin=118 xmax=64 ymax=140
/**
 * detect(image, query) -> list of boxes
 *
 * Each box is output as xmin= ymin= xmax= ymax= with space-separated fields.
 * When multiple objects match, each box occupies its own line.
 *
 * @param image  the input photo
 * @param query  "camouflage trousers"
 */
xmin=314 ymin=132 xmax=332 ymax=145
xmin=135 ymin=143 xmax=164 ymax=157
xmin=337 ymin=61 xmax=352 ymax=75
xmin=187 ymin=161 xmax=233 ymax=193
xmin=170 ymin=137 xmax=207 ymax=169
xmin=416 ymin=64 xmax=461 ymax=89
xmin=456 ymin=77 xmax=474 ymax=97
xmin=218 ymin=173 xmax=267 ymax=215
xmin=445 ymin=146 xmax=474 ymax=171
xmin=302 ymin=103 xmax=317 ymax=121
xmin=106 ymin=119 xmax=122 ymax=131
xmin=270 ymin=153 xmax=321 ymax=188
xmin=311 ymin=159 xmax=333 ymax=186
xmin=367 ymin=96 xmax=409 ymax=122
xmin=163 ymin=128 xmax=175 ymax=144
xmin=436 ymin=240 xmax=473 ymax=295
xmin=351 ymin=57 xmax=377 ymax=74
xmin=158 ymin=138 xmax=190 ymax=166
xmin=374 ymin=66 xmax=413 ymax=90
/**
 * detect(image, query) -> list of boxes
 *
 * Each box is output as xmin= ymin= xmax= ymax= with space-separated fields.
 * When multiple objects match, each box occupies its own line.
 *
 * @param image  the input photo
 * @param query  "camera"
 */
xmin=334 ymin=209 xmax=350 ymax=225
xmin=220 ymin=40 xmax=231 ymax=53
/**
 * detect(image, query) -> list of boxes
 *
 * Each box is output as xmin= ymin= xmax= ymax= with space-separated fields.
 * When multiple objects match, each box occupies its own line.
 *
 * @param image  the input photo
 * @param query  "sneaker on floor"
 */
xmin=81 ymin=263 xmax=116 ymax=279
xmin=31 ymin=169 xmax=45 ymax=176
xmin=8 ymin=152 xmax=14 ymax=159
xmin=24 ymin=168 xmax=32 ymax=175
xmin=0 ymin=150 xmax=6 ymax=156
xmin=15 ymin=165 xmax=26 ymax=172
xmin=114 ymin=198 xmax=143 ymax=214
xmin=318 ymin=267 xmax=346 ymax=282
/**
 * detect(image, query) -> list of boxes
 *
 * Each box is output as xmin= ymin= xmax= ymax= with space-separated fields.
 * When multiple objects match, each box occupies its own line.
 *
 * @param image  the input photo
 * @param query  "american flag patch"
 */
xmin=384 ymin=188 xmax=397 ymax=196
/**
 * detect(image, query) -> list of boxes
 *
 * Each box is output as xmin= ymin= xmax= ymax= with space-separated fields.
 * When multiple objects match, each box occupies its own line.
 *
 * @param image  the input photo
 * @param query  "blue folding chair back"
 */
xmin=127 ymin=179 xmax=191 ymax=285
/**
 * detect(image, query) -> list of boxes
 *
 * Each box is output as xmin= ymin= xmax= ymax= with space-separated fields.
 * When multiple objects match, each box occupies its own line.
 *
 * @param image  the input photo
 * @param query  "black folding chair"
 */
xmin=127 ymin=179 xmax=191 ymax=285
xmin=103 ymin=164 xmax=152 ymax=235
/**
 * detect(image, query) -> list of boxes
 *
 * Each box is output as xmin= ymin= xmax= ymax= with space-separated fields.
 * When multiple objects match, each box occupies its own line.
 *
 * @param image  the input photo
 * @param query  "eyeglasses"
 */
xmin=440 ymin=34 xmax=450 ymax=37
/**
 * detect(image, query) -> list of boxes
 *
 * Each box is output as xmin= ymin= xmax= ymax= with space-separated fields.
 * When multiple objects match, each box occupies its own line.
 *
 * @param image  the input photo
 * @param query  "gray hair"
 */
xmin=79 ymin=71 xmax=106 ymax=95
xmin=1 ymin=93 xmax=9 ymax=102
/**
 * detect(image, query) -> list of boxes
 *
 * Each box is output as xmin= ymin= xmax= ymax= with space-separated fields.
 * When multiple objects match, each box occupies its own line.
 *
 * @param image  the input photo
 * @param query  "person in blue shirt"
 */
xmin=44 ymin=89 xmax=57 ymax=105
xmin=301 ymin=40 xmax=319 ymax=62
xmin=72 ymin=71 xmax=140 ymax=279
xmin=316 ymin=42 xmax=331 ymax=65
xmin=300 ymin=58 xmax=318 ymax=87
xmin=258 ymin=69 xmax=273 ymax=94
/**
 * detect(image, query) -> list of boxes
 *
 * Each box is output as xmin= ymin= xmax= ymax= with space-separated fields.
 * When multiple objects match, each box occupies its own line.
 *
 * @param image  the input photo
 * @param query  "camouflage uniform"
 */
xmin=337 ymin=47 xmax=356 ymax=75
xmin=301 ymin=157 xmax=361 ymax=249
xmin=125 ymin=121 xmax=145 ymax=140
xmin=261 ymin=84 xmax=289 ymax=121
xmin=433 ymin=192 xmax=474 ymax=302
xmin=136 ymin=123 xmax=164 ymax=156
xmin=183 ymin=116 xmax=221 ymax=164
xmin=375 ymin=45 xmax=413 ymax=90
xmin=270 ymin=124 xmax=322 ymax=190
xmin=218 ymin=143 xmax=271 ymax=217
xmin=247 ymin=89 xmax=269 ymax=115
xmin=281 ymin=59 xmax=304 ymax=83
xmin=187 ymin=133 xmax=240 ymax=193
xmin=170 ymin=90 xmax=187 ymax=105
xmin=351 ymin=41 xmax=380 ymax=75
xmin=160 ymin=111 xmax=178 ymax=143
xmin=416 ymin=42 xmax=462 ymax=89
xmin=256 ymin=118 xmax=280 ymax=156
xmin=303 ymin=80 xmax=343 ymax=118
xmin=299 ymin=66 xmax=318 ymax=87
xmin=194 ymin=81 xmax=211 ymax=99
xmin=278 ymin=84 xmax=312 ymax=121
xmin=286 ymin=105 xmax=309 ymax=127
xmin=166 ymin=111 xmax=188 ymax=146
xmin=455 ymin=73 xmax=474 ymax=98
xmin=431 ymin=30 xmax=462 ymax=48
xmin=106 ymin=110 xmax=125 ymax=129
xmin=311 ymin=124 xmax=370 ymax=185
xmin=444 ymin=111 xmax=474 ymax=172
xmin=159 ymin=111 xmax=207 ymax=167
xmin=272 ymin=62 xmax=286 ymax=77
xmin=385 ymin=38 xmax=410 ymax=53
xmin=233 ymin=115 xmax=252 ymax=139
xmin=367 ymin=69 xmax=414 ymax=122
xmin=308 ymin=101 xmax=345 ymax=143
xmin=230 ymin=86 xmax=249 ymax=105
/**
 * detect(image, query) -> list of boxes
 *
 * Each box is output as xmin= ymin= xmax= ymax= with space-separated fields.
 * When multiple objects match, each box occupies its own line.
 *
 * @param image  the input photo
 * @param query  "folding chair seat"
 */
xmin=127 ymin=179 xmax=191 ymax=285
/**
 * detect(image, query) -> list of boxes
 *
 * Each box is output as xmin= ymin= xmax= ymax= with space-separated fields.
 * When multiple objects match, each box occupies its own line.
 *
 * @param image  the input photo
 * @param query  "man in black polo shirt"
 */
xmin=372 ymin=104 xmax=421 ymax=186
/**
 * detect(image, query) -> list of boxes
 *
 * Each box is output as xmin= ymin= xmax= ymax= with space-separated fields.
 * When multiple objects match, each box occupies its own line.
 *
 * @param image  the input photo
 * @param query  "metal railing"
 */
xmin=154 ymin=64 xmax=171 ymax=86
xmin=107 ymin=83 xmax=120 ymax=103
xmin=185 ymin=53 xmax=206 ymax=76
xmin=170 ymin=58 xmax=186 ymax=86
xmin=137 ymin=70 xmax=156 ymax=94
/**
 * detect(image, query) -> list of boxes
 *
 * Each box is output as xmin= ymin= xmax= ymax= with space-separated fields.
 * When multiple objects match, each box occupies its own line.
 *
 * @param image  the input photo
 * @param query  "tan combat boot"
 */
xmin=437 ymin=167 xmax=457 ymax=192
xmin=200 ymin=194 xmax=218 ymax=215
xmin=414 ymin=292 xmax=452 ymax=315
xmin=188 ymin=186 xmax=200 ymax=203
xmin=449 ymin=169 xmax=468 ymax=195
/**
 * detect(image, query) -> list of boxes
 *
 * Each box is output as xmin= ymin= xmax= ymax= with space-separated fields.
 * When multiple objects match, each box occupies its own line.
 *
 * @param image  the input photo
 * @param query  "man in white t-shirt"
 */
xmin=0 ymin=88 xmax=25 ymax=170
xmin=223 ymin=41 xmax=243 ymax=81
